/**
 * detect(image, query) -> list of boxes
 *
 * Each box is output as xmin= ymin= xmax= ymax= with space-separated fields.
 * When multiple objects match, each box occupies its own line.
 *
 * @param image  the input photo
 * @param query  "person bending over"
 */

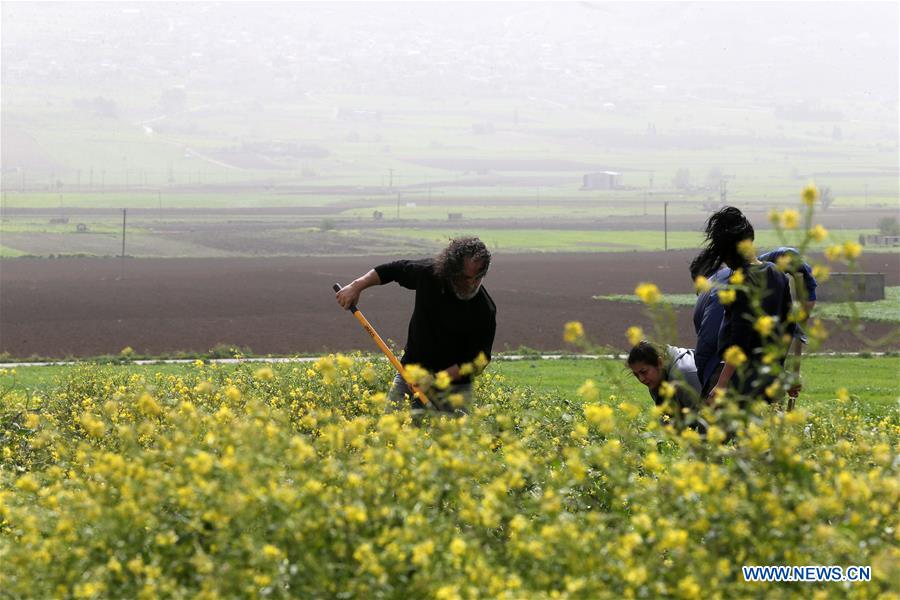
xmin=336 ymin=237 xmax=496 ymax=417
xmin=627 ymin=341 xmax=703 ymax=431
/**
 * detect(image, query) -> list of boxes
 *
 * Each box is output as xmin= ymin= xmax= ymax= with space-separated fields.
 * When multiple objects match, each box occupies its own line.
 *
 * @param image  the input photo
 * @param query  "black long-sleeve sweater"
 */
xmin=374 ymin=259 xmax=496 ymax=379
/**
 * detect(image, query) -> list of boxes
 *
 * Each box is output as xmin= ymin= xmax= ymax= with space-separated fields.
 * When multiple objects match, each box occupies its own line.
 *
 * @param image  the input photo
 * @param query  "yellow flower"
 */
xmin=618 ymin=401 xmax=640 ymax=418
xmin=635 ymin=282 xmax=661 ymax=304
xmin=577 ymin=379 xmax=600 ymax=403
xmin=775 ymin=255 xmax=793 ymax=272
xmin=706 ymin=426 xmax=726 ymax=444
xmin=435 ymin=587 xmax=462 ymax=600
xmin=450 ymin=537 xmax=467 ymax=557
xmin=659 ymin=381 xmax=676 ymax=400
xmin=717 ymin=289 xmax=736 ymax=305
xmin=643 ymin=451 xmax=662 ymax=472
xmin=723 ymin=345 xmax=747 ymax=367
xmin=659 ymin=528 xmax=689 ymax=551
xmin=79 ymin=413 xmax=106 ymax=438
xmin=361 ymin=365 xmax=377 ymax=384
xmin=842 ymin=241 xmax=862 ymax=260
xmin=737 ymin=239 xmax=756 ymax=260
xmin=802 ymin=182 xmax=819 ymax=206
xmin=584 ymin=403 xmax=615 ymax=433
xmin=412 ymin=540 xmax=434 ymax=567
xmin=754 ymin=316 xmax=775 ymax=337
xmin=120 ymin=346 xmax=134 ymax=357
xmin=693 ymin=276 xmax=712 ymax=293
xmin=626 ymin=326 xmax=644 ymax=346
xmin=563 ymin=321 xmax=585 ymax=343
xmin=15 ymin=473 xmax=40 ymax=493
xmin=768 ymin=209 xmax=781 ymax=225
xmin=729 ymin=269 xmax=744 ymax=285
xmin=677 ymin=576 xmax=702 ymax=600
xmin=812 ymin=264 xmax=830 ymax=282
xmin=404 ymin=364 xmax=429 ymax=386
xmin=193 ymin=381 xmax=212 ymax=394
xmin=137 ymin=392 xmax=162 ymax=417
xmin=808 ymin=319 xmax=828 ymax=341
xmin=625 ymin=566 xmax=648 ymax=586
xmin=188 ymin=451 xmax=215 ymax=475
xmin=254 ymin=366 xmax=274 ymax=381
xmin=824 ymin=244 xmax=844 ymax=261
xmin=780 ymin=209 xmax=800 ymax=229
xmin=808 ymin=224 xmax=828 ymax=242
xmin=474 ymin=352 xmax=489 ymax=371
xmin=632 ymin=513 xmax=653 ymax=531
xmin=224 ymin=386 xmax=241 ymax=403
xmin=262 ymin=544 xmax=282 ymax=559
xmin=434 ymin=370 xmax=452 ymax=390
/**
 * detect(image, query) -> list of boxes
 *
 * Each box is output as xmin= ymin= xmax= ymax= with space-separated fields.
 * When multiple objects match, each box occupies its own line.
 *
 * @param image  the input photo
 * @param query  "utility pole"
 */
xmin=388 ymin=169 xmax=394 ymax=189
xmin=396 ymin=192 xmax=401 ymax=220
xmin=664 ymin=201 xmax=669 ymax=252
xmin=120 ymin=208 xmax=127 ymax=280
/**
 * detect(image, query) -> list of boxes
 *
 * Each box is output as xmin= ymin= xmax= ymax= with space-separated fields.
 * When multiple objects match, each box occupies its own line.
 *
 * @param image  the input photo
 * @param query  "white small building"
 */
xmin=582 ymin=171 xmax=622 ymax=190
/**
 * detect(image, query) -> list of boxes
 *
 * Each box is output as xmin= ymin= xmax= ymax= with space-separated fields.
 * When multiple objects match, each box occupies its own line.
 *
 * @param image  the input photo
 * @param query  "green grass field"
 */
xmin=5 ymin=355 xmax=897 ymax=418
xmin=493 ymin=356 xmax=899 ymax=416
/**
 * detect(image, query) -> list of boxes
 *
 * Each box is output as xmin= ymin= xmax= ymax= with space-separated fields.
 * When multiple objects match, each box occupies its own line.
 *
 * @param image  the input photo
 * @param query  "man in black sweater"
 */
xmin=335 ymin=237 xmax=496 ymax=416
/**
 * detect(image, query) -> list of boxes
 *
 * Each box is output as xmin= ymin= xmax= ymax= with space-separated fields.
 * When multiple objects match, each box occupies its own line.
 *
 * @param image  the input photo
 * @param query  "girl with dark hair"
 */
xmin=691 ymin=207 xmax=794 ymax=404
xmin=627 ymin=341 xmax=702 ymax=430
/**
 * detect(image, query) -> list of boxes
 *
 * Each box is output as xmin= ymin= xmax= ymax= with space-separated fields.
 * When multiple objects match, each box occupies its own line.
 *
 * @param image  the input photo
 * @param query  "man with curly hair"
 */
xmin=335 ymin=236 xmax=496 ymax=416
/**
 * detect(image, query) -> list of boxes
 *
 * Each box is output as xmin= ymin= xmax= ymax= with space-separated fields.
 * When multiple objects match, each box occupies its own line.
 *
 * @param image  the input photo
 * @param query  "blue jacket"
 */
xmin=692 ymin=247 xmax=816 ymax=391
xmin=758 ymin=247 xmax=817 ymax=302
xmin=693 ymin=269 xmax=730 ymax=391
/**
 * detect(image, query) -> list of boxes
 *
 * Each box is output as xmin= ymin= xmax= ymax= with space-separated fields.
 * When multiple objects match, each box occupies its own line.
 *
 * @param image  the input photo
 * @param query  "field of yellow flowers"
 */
xmin=1 ymin=353 xmax=897 ymax=599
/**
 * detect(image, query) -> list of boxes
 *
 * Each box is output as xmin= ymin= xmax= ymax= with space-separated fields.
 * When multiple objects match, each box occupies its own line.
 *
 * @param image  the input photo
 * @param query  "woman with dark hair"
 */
xmin=690 ymin=207 xmax=794 ymax=405
xmin=627 ymin=341 xmax=702 ymax=430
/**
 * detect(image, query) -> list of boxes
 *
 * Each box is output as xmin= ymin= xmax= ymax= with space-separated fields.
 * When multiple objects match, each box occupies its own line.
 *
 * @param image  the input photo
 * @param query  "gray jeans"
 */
xmin=387 ymin=373 xmax=472 ymax=417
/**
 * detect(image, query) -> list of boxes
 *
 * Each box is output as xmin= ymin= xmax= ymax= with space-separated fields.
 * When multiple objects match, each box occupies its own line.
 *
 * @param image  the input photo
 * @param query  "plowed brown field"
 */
xmin=1 ymin=251 xmax=897 ymax=358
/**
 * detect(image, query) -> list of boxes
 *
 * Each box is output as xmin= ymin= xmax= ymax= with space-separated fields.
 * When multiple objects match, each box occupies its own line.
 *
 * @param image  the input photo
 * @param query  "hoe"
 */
xmin=333 ymin=283 xmax=430 ymax=407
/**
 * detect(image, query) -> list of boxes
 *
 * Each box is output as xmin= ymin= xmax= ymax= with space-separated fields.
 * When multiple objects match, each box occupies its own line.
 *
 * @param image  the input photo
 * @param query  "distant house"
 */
xmin=582 ymin=171 xmax=621 ymax=190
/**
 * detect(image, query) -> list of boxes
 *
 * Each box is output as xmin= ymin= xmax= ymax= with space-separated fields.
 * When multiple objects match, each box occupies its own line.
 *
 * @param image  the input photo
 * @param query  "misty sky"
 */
xmin=3 ymin=2 xmax=897 ymax=106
